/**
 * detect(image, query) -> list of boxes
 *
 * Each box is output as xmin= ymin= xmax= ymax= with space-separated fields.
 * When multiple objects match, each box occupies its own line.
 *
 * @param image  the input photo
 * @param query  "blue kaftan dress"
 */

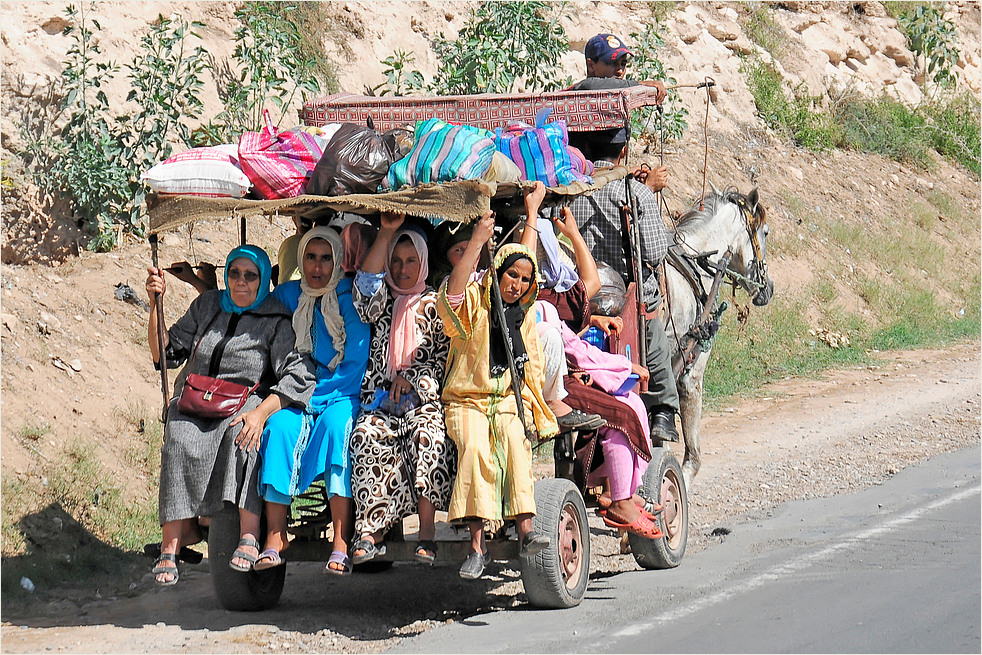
xmin=258 ymin=278 xmax=370 ymax=502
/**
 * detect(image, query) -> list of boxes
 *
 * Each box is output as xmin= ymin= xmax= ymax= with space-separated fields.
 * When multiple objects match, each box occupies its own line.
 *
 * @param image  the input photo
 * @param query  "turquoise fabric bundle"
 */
xmin=384 ymin=117 xmax=496 ymax=190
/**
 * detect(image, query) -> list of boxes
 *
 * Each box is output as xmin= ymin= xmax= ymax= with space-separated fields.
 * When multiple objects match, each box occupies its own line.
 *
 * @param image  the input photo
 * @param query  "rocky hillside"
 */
xmin=0 ymin=1 xmax=979 ymax=551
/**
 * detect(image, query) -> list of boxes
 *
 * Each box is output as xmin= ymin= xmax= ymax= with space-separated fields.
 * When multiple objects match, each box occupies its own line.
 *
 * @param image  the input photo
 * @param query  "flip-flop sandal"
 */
xmin=229 ymin=537 xmax=261 ymax=572
xmin=414 ymin=539 xmax=438 ymax=564
xmin=143 ymin=542 xmax=204 ymax=565
xmin=602 ymin=512 xmax=664 ymax=540
xmin=325 ymin=549 xmax=352 ymax=576
xmin=253 ymin=548 xmax=284 ymax=571
xmin=152 ymin=552 xmax=180 ymax=587
xmin=351 ymin=538 xmax=386 ymax=565
xmin=596 ymin=496 xmax=663 ymax=521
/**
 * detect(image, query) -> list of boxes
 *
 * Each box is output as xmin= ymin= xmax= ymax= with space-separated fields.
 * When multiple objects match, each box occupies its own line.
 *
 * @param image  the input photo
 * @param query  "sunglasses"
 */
xmin=228 ymin=269 xmax=260 ymax=282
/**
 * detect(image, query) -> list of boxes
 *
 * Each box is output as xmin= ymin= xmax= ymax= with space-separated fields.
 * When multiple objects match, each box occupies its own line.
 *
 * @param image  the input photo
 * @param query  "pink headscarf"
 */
xmin=340 ymin=222 xmax=377 ymax=275
xmin=384 ymin=228 xmax=429 ymax=380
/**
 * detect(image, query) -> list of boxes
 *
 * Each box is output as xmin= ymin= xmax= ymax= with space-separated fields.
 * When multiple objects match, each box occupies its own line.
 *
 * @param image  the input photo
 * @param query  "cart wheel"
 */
xmin=208 ymin=504 xmax=285 ymax=611
xmin=629 ymin=447 xmax=688 ymax=569
xmin=520 ymin=478 xmax=590 ymax=609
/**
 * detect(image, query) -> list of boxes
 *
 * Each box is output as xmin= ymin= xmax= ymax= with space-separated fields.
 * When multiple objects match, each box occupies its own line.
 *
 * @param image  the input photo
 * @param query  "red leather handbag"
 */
xmin=176 ymin=311 xmax=259 ymax=420
xmin=178 ymin=373 xmax=258 ymax=420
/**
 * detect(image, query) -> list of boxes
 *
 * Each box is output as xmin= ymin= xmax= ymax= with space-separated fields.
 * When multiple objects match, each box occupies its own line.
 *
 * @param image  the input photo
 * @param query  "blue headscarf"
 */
xmin=221 ymin=245 xmax=273 ymax=315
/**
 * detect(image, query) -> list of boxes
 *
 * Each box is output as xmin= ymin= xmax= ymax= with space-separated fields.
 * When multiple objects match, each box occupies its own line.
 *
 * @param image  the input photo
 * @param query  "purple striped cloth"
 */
xmin=494 ymin=108 xmax=593 ymax=187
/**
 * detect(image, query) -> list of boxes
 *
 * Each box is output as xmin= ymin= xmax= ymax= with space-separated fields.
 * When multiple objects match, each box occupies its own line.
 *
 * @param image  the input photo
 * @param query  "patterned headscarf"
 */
xmin=384 ymin=228 xmax=429 ymax=380
xmin=220 ymin=245 xmax=272 ymax=315
xmin=484 ymin=243 xmax=538 ymax=379
xmin=294 ymin=227 xmax=346 ymax=370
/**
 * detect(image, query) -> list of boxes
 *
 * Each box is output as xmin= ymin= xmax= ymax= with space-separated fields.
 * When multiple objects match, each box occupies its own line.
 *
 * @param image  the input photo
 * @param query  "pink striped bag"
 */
xmin=495 ymin=108 xmax=594 ymax=187
xmin=238 ymin=110 xmax=324 ymax=199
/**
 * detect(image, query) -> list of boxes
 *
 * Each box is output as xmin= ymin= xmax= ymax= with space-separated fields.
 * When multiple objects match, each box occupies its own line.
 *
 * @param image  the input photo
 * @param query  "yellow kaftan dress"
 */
xmin=437 ymin=243 xmax=559 ymax=523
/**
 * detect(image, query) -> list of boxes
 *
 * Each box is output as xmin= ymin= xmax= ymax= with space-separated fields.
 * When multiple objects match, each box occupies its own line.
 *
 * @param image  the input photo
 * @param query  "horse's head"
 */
xmin=679 ymin=186 xmax=773 ymax=306
xmin=675 ymin=187 xmax=774 ymax=305
xmin=734 ymin=188 xmax=773 ymax=306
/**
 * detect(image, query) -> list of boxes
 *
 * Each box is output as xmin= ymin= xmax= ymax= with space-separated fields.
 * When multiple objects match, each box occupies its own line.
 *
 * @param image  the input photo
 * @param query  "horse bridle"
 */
xmin=731 ymin=194 xmax=768 ymax=293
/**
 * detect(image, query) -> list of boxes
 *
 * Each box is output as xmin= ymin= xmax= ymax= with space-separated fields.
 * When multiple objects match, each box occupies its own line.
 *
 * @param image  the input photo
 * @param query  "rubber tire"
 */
xmin=520 ymin=478 xmax=590 ymax=609
xmin=208 ymin=504 xmax=285 ymax=611
xmin=629 ymin=447 xmax=688 ymax=569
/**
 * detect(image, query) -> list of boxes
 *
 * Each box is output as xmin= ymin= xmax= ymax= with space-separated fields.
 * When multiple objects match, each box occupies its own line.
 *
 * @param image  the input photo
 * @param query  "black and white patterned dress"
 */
xmin=350 ymin=278 xmax=456 ymax=538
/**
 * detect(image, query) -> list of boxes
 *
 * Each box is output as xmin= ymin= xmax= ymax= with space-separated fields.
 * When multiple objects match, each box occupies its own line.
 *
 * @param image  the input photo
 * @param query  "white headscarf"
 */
xmin=294 ymin=227 xmax=346 ymax=370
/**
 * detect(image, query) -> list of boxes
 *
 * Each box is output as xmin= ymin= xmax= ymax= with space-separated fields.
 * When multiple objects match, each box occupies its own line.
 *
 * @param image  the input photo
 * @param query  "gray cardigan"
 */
xmin=163 ymin=289 xmax=314 ymax=409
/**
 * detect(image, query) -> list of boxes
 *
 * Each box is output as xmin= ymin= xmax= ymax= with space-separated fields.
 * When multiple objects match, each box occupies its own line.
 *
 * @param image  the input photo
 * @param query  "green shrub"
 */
xmin=896 ymin=3 xmax=960 ymax=90
xmin=742 ymin=1 xmax=784 ymax=58
xmin=196 ymin=1 xmax=328 ymax=143
xmin=922 ymin=92 xmax=981 ymax=175
xmin=834 ymin=95 xmax=933 ymax=167
xmin=429 ymin=1 xmax=571 ymax=94
xmin=742 ymin=58 xmax=839 ymax=152
xmin=628 ymin=25 xmax=689 ymax=144
xmin=830 ymin=92 xmax=981 ymax=175
xmin=371 ymin=50 xmax=426 ymax=97
xmin=646 ymin=1 xmax=678 ymax=22
xmin=16 ymin=2 xmax=332 ymax=250
xmin=20 ymin=5 xmax=208 ymax=251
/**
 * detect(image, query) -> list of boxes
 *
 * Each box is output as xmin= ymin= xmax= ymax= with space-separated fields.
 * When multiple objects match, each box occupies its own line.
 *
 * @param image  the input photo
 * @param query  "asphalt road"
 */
xmin=391 ymin=445 xmax=981 ymax=654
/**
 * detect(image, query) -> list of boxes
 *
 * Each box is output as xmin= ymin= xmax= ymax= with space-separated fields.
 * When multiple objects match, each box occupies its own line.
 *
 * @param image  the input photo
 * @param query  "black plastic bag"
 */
xmin=307 ymin=118 xmax=407 ymax=196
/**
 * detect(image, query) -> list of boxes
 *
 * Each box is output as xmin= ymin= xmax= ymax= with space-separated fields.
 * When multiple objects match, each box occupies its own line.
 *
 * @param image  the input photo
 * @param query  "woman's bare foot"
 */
xmin=606 ymin=498 xmax=642 ymax=525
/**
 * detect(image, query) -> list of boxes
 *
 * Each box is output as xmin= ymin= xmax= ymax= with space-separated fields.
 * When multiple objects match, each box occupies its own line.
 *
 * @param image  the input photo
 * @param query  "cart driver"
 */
xmin=568 ymin=125 xmax=680 ymax=443
xmin=569 ymin=33 xmax=667 ymax=99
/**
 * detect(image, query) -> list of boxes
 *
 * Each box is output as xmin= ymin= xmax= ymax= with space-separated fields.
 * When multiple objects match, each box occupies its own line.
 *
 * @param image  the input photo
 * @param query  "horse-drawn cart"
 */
xmin=146 ymin=86 xmax=721 ymax=612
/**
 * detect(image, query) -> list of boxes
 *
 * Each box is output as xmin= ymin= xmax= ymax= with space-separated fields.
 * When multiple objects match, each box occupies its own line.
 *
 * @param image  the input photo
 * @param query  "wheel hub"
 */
xmin=661 ymin=472 xmax=684 ymax=546
xmin=558 ymin=502 xmax=583 ymax=585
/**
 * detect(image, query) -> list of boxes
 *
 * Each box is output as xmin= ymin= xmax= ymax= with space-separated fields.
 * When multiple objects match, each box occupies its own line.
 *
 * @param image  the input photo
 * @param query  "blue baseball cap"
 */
xmin=585 ymin=33 xmax=633 ymax=62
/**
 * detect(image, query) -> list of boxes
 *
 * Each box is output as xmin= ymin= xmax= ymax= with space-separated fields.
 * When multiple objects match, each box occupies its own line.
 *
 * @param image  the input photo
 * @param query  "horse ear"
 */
xmin=708 ymin=180 xmax=721 ymax=197
xmin=747 ymin=187 xmax=760 ymax=211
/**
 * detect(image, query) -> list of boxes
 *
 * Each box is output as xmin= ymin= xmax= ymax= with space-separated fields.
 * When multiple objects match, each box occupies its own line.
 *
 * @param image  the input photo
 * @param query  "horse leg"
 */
xmin=678 ymin=351 xmax=710 ymax=489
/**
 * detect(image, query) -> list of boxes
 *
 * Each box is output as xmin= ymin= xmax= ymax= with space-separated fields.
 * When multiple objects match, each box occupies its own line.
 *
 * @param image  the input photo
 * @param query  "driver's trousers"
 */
xmin=642 ymin=285 xmax=679 ymax=414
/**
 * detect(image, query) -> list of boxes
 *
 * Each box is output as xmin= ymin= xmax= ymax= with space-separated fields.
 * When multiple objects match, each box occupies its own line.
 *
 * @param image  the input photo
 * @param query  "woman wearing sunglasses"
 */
xmin=145 ymin=245 xmax=315 ymax=586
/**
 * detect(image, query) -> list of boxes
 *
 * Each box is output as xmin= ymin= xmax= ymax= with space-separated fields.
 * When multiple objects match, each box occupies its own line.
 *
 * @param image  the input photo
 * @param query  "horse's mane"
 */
xmin=676 ymin=187 xmax=757 ymax=229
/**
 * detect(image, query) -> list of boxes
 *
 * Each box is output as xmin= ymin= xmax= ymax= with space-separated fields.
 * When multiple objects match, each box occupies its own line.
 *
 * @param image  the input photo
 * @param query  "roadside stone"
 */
xmin=39 ymin=311 xmax=62 ymax=332
xmin=2 ymin=313 xmax=20 ymax=333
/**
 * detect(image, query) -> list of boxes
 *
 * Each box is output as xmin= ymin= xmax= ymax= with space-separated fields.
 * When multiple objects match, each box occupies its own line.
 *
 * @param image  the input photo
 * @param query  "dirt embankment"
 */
xmin=0 ymin=340 xmax=978 ymax=654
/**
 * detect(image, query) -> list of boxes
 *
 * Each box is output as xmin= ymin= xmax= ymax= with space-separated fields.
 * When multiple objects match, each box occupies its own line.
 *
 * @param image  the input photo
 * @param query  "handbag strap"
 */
xmin=187 ymin=310 xmax=251 ymax=384
xmin=208 ymin=313 xmax=242 ymax=378
xmin=188 ymin=307 xmax=292 ymax=388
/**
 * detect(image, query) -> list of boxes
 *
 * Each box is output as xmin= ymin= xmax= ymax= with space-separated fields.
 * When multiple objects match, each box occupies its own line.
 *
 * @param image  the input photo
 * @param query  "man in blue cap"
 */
xmin=569 ymin=32 xmax=669 ymax=193
xmin=570 ymin=33 xmax=667 ymax=103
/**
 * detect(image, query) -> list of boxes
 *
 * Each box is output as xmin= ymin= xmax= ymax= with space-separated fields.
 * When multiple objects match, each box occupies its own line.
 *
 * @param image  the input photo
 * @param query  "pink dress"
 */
xmin=535 ymin=301 xmax=651 ymax=500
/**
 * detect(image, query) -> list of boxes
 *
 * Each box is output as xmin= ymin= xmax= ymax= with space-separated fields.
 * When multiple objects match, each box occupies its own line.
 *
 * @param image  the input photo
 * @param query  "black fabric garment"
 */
xmin=567 ymin=77 xmax=641 ymax=91
xmin=488 ymin=253 xmax=532 ymax=379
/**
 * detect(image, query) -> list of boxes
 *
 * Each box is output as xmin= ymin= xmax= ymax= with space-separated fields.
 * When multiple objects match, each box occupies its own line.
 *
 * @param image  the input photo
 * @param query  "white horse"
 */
xmin=659 ymin=187 xmax=773 ymax=487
